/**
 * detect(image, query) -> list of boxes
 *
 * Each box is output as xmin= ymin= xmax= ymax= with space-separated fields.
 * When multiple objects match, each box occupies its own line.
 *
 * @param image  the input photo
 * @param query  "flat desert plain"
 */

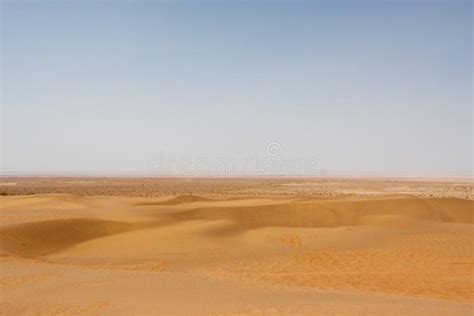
xmin=0 ymin=178 xmax=473 ymax=315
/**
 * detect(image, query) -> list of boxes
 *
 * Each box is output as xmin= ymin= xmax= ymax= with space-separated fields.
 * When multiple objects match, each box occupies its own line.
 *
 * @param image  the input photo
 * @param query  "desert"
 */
xmin=0 ymin=177 xmax=473 ymax=315
xmin=3 ymin=0 xmax=472 ymax=315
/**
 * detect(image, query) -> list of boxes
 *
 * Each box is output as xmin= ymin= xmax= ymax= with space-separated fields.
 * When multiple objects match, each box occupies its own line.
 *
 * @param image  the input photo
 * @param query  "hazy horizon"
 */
xmin=2 ymin=1 xmax=472 ymax=177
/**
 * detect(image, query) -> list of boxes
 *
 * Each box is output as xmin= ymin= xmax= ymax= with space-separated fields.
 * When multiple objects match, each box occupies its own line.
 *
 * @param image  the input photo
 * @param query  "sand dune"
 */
xmin=134 ymin=194 xmax=212 ymax=205
xmin=1 ymin=183 xmax=473 ymax=315
xmin=0 ymin=219 xmax=148 ymax=258
xmin=174 ymin=197 xmax=473 ymax=229
xmin=0 ymin=194 xmax=94 ymax=211
xmin=133 ymin=194 xmax=255 ymax=206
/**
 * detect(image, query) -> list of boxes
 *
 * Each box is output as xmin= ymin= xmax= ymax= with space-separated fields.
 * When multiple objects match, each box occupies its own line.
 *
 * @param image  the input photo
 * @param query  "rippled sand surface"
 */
xmin=1 ymin=178 xmax=473 ymax=315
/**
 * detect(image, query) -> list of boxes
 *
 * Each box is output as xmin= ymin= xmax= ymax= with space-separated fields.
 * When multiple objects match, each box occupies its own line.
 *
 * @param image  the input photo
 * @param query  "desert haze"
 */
xmin=0 ymin=177 xmax=473 ymax=315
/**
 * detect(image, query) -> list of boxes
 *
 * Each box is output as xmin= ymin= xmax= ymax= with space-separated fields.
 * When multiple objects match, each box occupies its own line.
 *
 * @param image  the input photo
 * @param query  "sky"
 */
xmin=1 ymin=0 xmax=472 ymax=176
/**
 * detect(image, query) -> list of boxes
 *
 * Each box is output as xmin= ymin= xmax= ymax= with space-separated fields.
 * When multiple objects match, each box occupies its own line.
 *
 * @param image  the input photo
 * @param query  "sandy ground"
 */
xmin=0 ymin=178 xmax=473 ymax=315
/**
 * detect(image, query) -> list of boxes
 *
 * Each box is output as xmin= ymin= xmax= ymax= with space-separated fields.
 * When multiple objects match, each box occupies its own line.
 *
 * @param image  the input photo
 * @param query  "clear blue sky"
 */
xmin=1 ymin=1 xmax=472 ymax=176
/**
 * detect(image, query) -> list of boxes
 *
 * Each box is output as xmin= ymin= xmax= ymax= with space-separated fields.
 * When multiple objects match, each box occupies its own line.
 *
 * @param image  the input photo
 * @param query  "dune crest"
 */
xmin=134 ymin=194 xmax=211 ymax=206
xmin=173 ymin=197 xmax=473 ymax=230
